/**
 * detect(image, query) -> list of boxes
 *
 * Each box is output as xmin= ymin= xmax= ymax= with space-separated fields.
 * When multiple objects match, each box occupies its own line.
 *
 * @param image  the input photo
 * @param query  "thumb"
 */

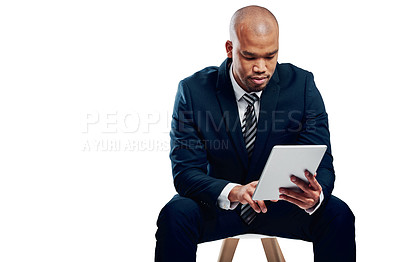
xmin=249 ymin=181 xmax=259 ymax=188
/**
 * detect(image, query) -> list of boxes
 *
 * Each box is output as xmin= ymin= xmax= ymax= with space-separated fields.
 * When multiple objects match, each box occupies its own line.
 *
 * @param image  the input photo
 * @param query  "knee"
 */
xmin=336 ymin=199 xmax=354 ymax=224
xmin=326 ymin=196 xmax=355 ymax=229
xmin=156 ymin=195 xmax=202 ymax=233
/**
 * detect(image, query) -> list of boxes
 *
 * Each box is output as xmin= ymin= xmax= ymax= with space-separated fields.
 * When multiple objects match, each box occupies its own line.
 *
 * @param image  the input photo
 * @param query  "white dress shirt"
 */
xmin=216 ymin=65 xmax=324 ymax=215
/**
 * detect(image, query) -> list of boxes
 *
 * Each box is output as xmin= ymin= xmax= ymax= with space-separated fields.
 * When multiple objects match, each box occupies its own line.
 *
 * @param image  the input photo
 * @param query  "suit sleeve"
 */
xmin=169 ymin=80 xmax=230 ymax=206
xmin=296 ymin=72 xmax=335 ymax=200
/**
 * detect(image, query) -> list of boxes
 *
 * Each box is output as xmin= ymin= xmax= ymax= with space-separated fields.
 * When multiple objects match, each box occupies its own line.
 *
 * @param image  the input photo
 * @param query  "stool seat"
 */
xmin=229 ymin=233 xmax=275 ymax=239
xmin=217 ymin=234 xmax=285 ymax=262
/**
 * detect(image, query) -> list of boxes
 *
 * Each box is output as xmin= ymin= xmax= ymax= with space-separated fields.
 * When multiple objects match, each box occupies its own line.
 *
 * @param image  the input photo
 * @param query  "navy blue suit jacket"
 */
xmin=170 ymin=58 xmax=335 ymax=207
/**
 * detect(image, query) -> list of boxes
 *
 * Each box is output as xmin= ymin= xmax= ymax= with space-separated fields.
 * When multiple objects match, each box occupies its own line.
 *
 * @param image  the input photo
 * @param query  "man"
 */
xmin=155 ymin=5 xmax=355 ymax=262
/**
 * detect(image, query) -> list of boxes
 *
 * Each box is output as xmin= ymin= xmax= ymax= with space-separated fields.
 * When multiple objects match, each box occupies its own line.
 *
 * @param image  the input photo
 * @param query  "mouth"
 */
xmin=249 ymin=76 xmax=269 ymax=85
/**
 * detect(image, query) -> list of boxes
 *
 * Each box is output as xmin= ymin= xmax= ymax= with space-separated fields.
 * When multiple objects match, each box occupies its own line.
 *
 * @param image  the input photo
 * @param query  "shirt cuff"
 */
xmin=305 ymin=190 xmax=324 ymax=215
xmin=217 ymin=183 xmax=240 ymax=210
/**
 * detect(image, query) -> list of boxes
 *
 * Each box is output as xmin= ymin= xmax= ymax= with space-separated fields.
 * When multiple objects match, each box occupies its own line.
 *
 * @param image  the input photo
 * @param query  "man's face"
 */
xmin=226 ymin=29 xmax=279 ymax=93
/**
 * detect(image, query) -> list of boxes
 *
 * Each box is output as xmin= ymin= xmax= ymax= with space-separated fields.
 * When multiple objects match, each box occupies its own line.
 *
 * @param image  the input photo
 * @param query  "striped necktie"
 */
xmin=240 ymin=93 xmax=259 ymax=225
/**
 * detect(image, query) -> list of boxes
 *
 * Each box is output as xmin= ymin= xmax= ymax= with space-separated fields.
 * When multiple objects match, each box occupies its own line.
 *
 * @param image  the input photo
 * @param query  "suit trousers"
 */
xmin=155 ymin=194 xmax=355 ymax=262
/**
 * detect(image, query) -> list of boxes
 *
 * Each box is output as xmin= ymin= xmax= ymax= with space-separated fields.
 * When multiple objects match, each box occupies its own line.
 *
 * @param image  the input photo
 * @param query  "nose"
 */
xmin=253 ymin=59 xmax=267 ymax=74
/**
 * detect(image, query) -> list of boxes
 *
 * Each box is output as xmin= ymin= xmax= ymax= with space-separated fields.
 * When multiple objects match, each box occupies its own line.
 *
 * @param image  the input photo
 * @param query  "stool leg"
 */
xmin=217 ymin=238 xmax=240 ymax=262
xmin=261 ymin=238 xmax=285 ymax=262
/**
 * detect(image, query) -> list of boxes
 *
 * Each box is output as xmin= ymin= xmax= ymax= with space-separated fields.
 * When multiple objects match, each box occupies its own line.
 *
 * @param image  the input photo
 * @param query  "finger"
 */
xmin=305 ymin=171 xmax=321 ymax=190
xmin=270 ymin=199 xmax=279 ymax=202
xmin=279 ymin=194 xmax=307 ymax=209
xmin=249 ymin=201 xmax=261 ymax=213
xmin=279 ymin=189 xmax=317 ymax=209
xmin=279 ymin=188 xmax=306 ymax=202
xmin=289 ymin=175 xmax=308 ymax=192
xmin=244 ymin=195 xmax=260 ymax=213
xmin=249 ymin=180 xmax=258 ymax=189
xmin=256 ymin=200 xmax=268 ymax=213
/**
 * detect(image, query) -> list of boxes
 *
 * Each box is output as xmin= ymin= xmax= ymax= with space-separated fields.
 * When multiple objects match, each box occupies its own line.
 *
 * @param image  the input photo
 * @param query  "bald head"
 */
xmin=229 ymin=5 xmax=279 ymax=43
xmin=225 ymin=6 xmax=279 ymax=93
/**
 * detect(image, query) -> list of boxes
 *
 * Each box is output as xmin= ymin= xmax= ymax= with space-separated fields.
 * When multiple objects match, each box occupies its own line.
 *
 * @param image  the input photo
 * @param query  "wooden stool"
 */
xmin=217 ymin=234 xmax=285 ymax=262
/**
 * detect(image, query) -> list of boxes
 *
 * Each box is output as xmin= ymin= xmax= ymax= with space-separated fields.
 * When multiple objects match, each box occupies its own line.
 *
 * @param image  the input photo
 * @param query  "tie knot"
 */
xmin=242 ymin=93 xmax=259 ymax=106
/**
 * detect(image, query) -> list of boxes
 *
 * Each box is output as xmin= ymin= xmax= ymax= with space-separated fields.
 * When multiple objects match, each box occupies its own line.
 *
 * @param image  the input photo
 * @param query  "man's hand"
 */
xmin=279 ymin=170 xmax=322 ymax=210
xmin=228 ymin=181 xmax=268 ymax=213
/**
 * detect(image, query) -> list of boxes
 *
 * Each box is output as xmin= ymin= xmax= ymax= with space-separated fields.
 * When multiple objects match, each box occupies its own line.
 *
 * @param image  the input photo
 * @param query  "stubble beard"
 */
xmin=244 ymin=78 xmax=269 ymax=93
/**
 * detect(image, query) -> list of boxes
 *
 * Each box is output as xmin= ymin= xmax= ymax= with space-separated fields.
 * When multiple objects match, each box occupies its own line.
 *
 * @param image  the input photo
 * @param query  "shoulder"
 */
xmin=178 ymin=65 xmax=220 ymax=97
xmin=173 ymin=64 xmax=224 ymax=113
xmin=181 ymin=66 xmax=219 ymax=87
xmin=276 ymin=63 xmax=314 ymax=86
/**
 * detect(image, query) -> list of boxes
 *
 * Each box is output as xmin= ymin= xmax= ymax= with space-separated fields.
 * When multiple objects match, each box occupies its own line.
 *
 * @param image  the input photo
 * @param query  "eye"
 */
xmin=244 ymin=56 xmax=255 ymax=60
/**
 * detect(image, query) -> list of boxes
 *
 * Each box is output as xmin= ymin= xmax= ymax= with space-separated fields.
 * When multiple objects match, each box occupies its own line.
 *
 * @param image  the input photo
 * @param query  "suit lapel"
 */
xmin=215 ymin=59 xmax=249 ymax=170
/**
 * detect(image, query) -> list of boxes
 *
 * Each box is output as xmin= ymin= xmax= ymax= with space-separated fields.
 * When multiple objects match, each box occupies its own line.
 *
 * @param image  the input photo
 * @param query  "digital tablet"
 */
xmin=252 ymin=145 xmax=327 ymax=200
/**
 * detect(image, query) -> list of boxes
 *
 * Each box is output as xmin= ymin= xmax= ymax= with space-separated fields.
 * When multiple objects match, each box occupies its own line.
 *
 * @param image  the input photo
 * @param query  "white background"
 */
xmin=1 ymin=0 xmax=399 ymax=261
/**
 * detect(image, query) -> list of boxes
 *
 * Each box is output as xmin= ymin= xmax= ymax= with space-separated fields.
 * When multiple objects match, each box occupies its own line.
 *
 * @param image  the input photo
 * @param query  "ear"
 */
xmin=225 ymin=40 xmax=233 ymax=58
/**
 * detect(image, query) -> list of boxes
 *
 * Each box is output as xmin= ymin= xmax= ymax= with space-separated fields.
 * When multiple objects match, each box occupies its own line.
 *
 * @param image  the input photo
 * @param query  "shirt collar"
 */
xmin=229 ymin=64 xmax=263 ymax=102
